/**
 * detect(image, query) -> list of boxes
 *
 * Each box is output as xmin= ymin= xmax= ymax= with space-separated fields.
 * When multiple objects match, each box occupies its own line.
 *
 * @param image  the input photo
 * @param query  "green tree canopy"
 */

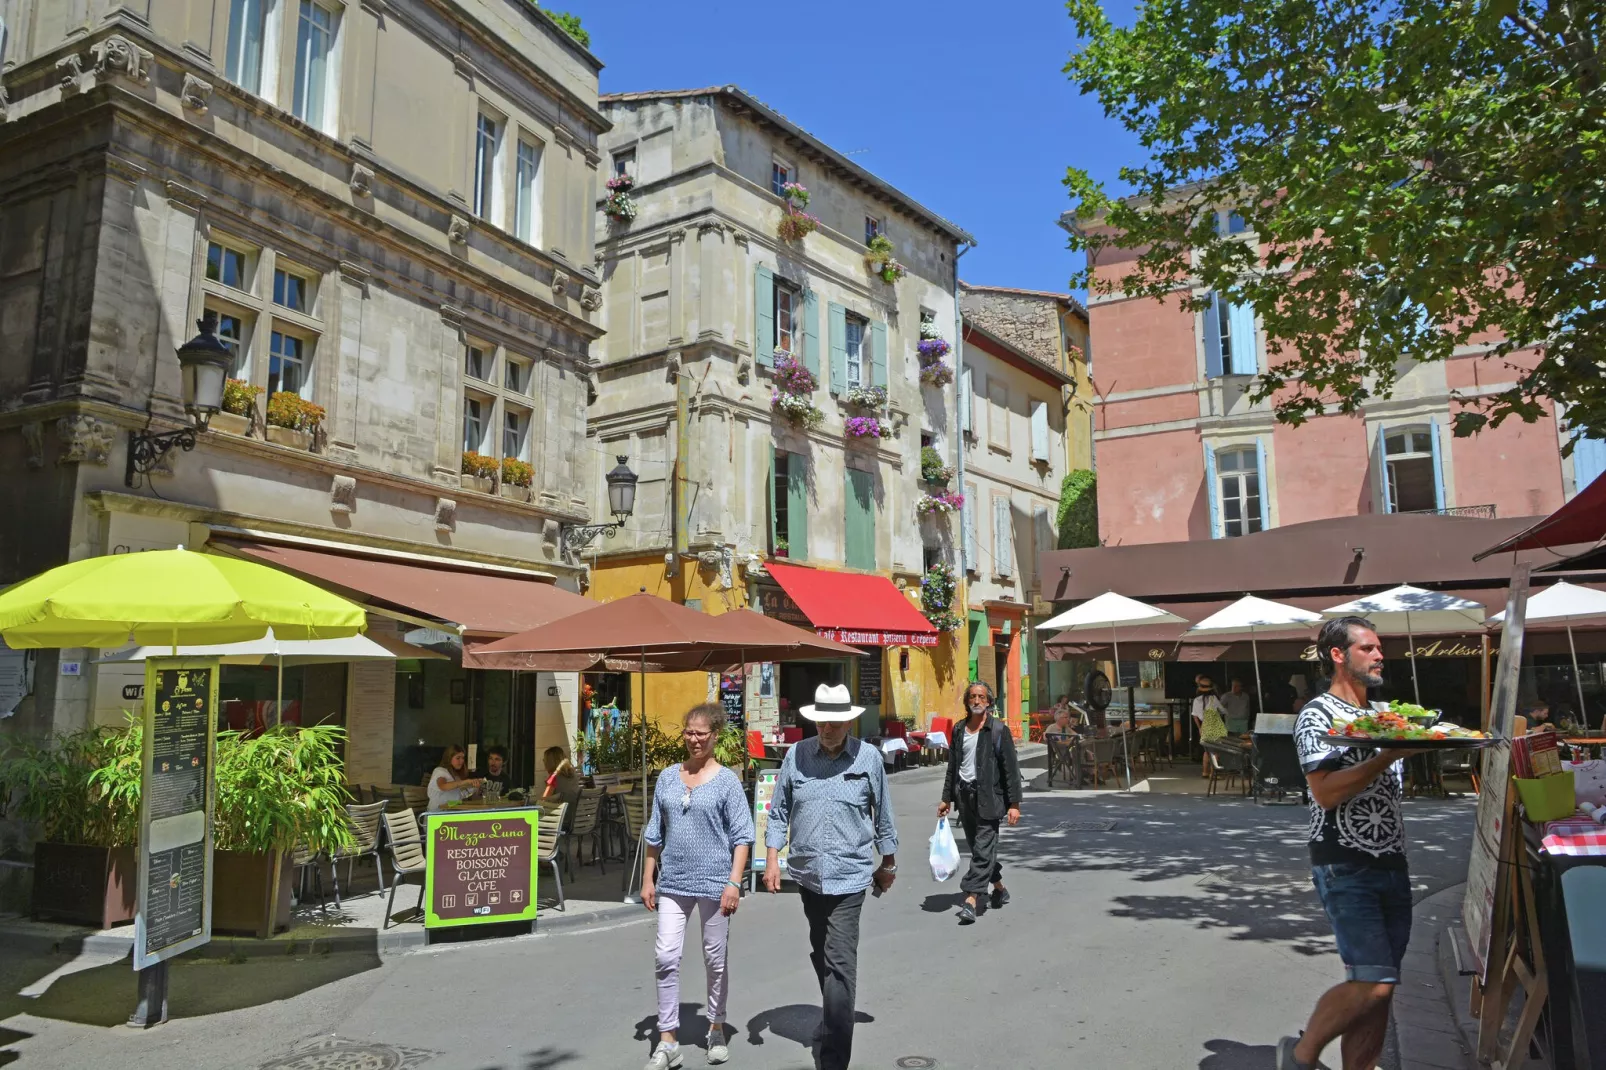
xmin=540 ymin=7 xmax=590 ymax=48
xmin=1063 ymin=0 xmax=1606 ymax=443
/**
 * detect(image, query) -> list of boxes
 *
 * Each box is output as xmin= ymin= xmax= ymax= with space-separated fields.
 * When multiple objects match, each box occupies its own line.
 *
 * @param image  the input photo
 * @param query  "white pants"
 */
xmin=655 ymin=893 xmax=730 ymax=1032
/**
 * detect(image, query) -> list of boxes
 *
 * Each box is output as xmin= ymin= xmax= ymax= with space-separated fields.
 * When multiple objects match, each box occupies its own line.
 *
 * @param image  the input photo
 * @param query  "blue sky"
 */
xmin=563 ymin=0 xmax=1145 ymax=296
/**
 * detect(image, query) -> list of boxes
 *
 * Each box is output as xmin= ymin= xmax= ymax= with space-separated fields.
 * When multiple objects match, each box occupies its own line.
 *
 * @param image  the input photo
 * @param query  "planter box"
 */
xmin=459 ymin=474 xmax=495 ymax=494
xmin=209 ymin=411 xmax=253 ymax=437
xmin=265 ymin=425 xmax=313 ymax=450
xmin=499 ymin=483 xmax=533 ymax=503
xmin=212 ymin=850 xmax=294 ymax=939
xmin=31 ymin=842 xmax=137 ymax=929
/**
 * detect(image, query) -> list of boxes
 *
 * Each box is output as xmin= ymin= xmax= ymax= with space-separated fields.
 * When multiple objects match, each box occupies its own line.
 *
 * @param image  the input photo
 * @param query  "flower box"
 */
xmin=844 ymin=415 xmax=885 ymax=440
xmin=212 ymin=850 xmax=294 ymax=938
xmin=31 ymin=842 xmax=136 ymax=929
xmin=266 ymin=426 xmax=313 ymax=450
xmin=460 ymin=473 xmax=494 ymax=494
xmin=209 ymin=411 xmax=253 ymax=438
xmin=500 ymin=483 xmax=532 ymax=503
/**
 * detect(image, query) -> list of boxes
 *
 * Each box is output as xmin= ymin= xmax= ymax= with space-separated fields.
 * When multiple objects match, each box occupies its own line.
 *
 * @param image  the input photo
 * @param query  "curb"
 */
xmin=1392 ymin=882 xmax=1477 ymax=1070
xmin=0 ymin=899 xmax=647 ymax=962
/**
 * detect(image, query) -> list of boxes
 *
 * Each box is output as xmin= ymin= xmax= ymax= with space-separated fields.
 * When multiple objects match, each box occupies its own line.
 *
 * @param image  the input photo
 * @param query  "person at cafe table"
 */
xmin=426 ymin=744 xmax=481 ymax=811
xmin=476 ymin=745 xmax=509 ymax=797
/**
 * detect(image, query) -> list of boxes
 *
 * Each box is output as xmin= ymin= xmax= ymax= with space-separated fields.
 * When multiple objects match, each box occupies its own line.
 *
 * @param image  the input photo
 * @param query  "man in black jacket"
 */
xmin=937 ymin=681 xmax=1023 ymax=924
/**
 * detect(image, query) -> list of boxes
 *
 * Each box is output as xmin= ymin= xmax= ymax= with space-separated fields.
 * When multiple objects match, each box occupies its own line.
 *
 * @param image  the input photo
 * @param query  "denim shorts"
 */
xmin=1311 ymin=863 xmax=1413 ymax=984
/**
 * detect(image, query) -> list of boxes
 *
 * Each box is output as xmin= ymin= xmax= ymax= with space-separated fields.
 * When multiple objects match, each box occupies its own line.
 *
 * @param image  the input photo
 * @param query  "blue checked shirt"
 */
xmin=765 ymin=736 xmax=899 ymax=895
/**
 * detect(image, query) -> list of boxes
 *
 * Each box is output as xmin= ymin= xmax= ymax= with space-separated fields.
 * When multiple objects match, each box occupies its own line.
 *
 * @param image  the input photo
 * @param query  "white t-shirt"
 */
xmin=427 ymin=766 xmax=471 ymax=811
xmin=959 ymin=727 xmax=980 ymax=783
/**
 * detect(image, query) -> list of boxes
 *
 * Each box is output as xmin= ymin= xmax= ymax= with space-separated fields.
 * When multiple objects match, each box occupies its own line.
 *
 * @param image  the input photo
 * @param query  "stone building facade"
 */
xmin=0 ymin=1 xmax=607 ymax=784
xmin=586 ymin=86 xmax=975 ymax=735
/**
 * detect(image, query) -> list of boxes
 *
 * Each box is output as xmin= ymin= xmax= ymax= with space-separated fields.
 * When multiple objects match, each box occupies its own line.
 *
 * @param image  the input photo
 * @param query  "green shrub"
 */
xmin=541 ymin=8 xmax=589 ymax=47
xmin=1056 ymin=469 xmax=1099 ymax=549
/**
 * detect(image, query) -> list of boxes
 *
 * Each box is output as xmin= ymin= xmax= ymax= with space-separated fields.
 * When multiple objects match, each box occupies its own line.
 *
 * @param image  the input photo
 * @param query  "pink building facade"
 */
xmin=1081 ymin=228 xmax=1606 ymax=545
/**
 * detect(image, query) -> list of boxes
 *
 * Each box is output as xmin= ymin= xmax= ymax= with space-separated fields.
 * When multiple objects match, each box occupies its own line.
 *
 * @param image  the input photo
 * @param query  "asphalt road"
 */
xmin=0 ymin=766 xmax=1475 ymax=1070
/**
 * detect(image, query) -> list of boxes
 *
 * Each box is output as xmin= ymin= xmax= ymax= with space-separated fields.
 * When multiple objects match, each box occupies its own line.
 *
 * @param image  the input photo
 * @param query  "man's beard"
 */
xmin=1342 ymin=656 xmax=1384 ymax=689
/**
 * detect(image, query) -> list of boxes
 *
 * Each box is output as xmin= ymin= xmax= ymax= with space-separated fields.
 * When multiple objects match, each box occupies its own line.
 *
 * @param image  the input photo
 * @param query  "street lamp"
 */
xmin=125 ymin=312 xmax=233 ymax=488
xmin=562 ymin=455 xmax=639 ymax=556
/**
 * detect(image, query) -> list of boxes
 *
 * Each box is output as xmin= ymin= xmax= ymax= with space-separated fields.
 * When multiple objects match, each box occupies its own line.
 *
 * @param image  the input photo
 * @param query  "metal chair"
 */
xmin=328 ymin=799 xmax=388 ymax=901
xmin=381 ymin=808 xmax=428 ymax=928
xmin=1205 ymin=742 xmax=1250 ymax=797
xmin=371 ymin=785 xmax=407 ymax=813
xmin=1087 ymin=736 xmax=1125 ymax=789
xmin=569 ymin=787 xmax=606 ymax=874
xmin=1045 ymin=735 xmax=1077 ymax=788
xmin=537 ymin=801 xmax=569 ymax=910
xmin=401 ymin=784 xmax=429 ymax=813
xmin=291 ymin=843 xmax=328 ymax=914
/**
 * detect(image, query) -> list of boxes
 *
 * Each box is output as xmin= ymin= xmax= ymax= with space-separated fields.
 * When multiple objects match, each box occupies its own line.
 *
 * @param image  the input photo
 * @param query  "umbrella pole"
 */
xmin=275 ymin=655 xmax=283 ymax=728
xmin=1569 ymin=624 xmax=1588 ymax=729
xmin=624 ymin=647 xmax=647 ymax=904
xmin=1406 ymin=612 xmax=1421 ymax=705
xmin=1252 ymin=631 xmax=1264 ymax=722
xmin=1112 ymin=629 xmax=1132 ymax=789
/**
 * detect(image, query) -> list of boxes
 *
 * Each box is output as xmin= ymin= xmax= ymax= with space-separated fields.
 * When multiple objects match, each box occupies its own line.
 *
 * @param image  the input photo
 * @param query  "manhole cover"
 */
xmin=1052 ymin=819 xmax=1117 ymax=832
xmin=897 ymin=1058 xmax=938 ymax=1069
xmin=258 ymin=1037 xmax=438 ymax=1070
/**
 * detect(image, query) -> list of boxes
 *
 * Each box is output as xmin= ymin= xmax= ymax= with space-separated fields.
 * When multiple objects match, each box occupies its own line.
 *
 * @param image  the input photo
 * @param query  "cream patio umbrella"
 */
xmin=1185 ymin=595 xmax=1323 ymax=718
xmin=1490 ymin=581 xmax=1606 ymax=727
xmin=1322 ymin=585 xmax=1486 ymax=705
xmin=1038 ymin=592 xmax=1187 ymax=787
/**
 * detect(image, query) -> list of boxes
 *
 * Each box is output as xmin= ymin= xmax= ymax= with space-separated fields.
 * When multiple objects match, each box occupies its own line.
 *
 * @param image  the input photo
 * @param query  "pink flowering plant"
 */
xmin=604 ymin=173 xmax=637 ymax=223
xmin=915 ymin=491 xmax=965 ymax=517
xmin=844 ymin=415 xmax=885 ymax=439
xmin=780 ymin=182 xmax=811 ymax=209
xmin=771 ymin=353 xmax=823 ymax=429
xmin=777 ymin=210 xmax=819 ymax=242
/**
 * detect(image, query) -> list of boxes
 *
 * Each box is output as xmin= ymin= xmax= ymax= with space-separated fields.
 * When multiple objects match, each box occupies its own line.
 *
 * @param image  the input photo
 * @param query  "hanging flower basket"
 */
xmin=915 ymin=491 xmax=965 ymax=517
xmin=844 ymin=415 xmax=885 ymax=440
xmin=771 ymin=353 xmax=823 ymax=429
xmin=920 ymin=446 xmax=954 ymax=486
xmin=919 ymin=561 xmax=961 ymax=631
xmin=777 ymin=209 xmax=819 ymax=242
xmin=842 ymin=385 xmax=887 ymax=411
xmin=773 ymin=392 xmax=824 ymax=429
xmin=780 ymin=182 xmax=811 ymax=210
xmin=919 ymin=362 xmax=954 ymax=387
xmin=604 ymin=174 xmax=637 ymax=223
xmin=917 ymin=337 xmax=951 ymax=362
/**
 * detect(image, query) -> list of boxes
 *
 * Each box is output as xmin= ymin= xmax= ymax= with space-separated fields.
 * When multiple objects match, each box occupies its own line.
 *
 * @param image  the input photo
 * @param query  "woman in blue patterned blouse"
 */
xmin=642 ymin=703 xmax=755 ymax=1069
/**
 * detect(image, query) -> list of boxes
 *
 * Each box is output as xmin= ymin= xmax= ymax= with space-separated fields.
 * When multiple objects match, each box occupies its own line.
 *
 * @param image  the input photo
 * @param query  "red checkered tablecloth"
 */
xmin=1541 ymin=817 xmax=1606 ymax=856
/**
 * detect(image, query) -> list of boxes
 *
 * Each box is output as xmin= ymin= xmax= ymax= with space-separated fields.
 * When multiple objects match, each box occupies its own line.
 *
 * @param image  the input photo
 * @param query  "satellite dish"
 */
xmin=1085 ymin=669 xmax=1112 ymax=712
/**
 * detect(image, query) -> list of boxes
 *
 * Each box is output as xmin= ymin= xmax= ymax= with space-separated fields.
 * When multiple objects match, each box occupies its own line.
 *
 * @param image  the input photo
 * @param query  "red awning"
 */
xmin=764 ymin=562 xmax=939 ymax=647
xmin=211 ymin=539 xmax=594 ymax=638
xmin=1475 ymin=474 xmax=1606 ymax=560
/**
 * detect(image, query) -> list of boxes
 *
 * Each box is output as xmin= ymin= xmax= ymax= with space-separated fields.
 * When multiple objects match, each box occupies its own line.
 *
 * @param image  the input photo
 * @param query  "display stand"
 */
xmin=1471 ymin=771 xmax=1550 ymax=1069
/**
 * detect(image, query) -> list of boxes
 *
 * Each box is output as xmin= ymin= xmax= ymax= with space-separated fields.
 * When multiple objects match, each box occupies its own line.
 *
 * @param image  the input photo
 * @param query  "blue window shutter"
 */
xmin=1203 ymin=442 xmax=1220 ymax=538
xmin=1375 ymin=424 xmax=1393 ymax=513
xmin=802 ymin=290 xmax=820 ymax=378
xmin=755 ymin=266 xmax=774 ymax=367
xmin=1574 ymin=435 xmax=1606 ymax=495
xmin=845 ymin=468 xmax=874 ymax=570
xmin=870 ymin=320 xmax=888 ymax=389
xmin=788 ymin=452 xmax=809 ymax=561
xmin=1203 ymin=294 xmax=1224 ymax=378
xmin=1228 ymin=300 xmax=1258 ymax=375
xmin=1429 ymin=417 xmax=1446 ymax=512
xmin=1255 ymin=435 xmax=1271 ymax=531
xmin=828 ymin=303 xmax=847 ymax=396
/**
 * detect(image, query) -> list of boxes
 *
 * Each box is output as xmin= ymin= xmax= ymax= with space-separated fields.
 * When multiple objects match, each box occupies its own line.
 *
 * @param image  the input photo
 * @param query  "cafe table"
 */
xmin=1561 ymin=736 xmax=1606 ymax=759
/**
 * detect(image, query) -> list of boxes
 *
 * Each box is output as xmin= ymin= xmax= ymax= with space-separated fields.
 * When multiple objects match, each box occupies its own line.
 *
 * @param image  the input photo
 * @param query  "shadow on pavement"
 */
xmin=1198 ymin=1038 xmax=1276 ymax=1068
xmin=743 ymin=1004 xmax=874 ymax=1051
xmin=0 ymin=1025 xmax=30 ymax=1068
xmin=470 ymin=1047 xmax=582 ymax=1070
xmin=920 ymin=891 xmax=966 ymax=913
xmin=633 ymin=1002 xmax=712 ymax=1046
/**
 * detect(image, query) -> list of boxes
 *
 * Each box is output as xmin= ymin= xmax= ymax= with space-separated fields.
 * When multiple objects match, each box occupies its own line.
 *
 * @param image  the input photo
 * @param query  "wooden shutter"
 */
xmin=845 ymin=467 xmax=875 ymax=570
xmin=1227 ymin=300 xmax=1257 ymax=375
xmin=828 ymin=303 xmax=847 ymax=396
xmin=787 ymin=451 xmax=809 ymax=561
xmin=1203 ymin=442 xmax=1220 ymax=538
xmin=755 ymin=266 xmax=775 ymax=367
xmin=802 ymin=290 xmax=820 ymax=378
xmin=1203 ymin=293 xmax=1224 ymax=378
xmin=1032 ymin=504 xmax=1053 ymax=590
xmin=993 ymin=496 xmax=1013 ymax=577
xmin=1030 ymin=400 xmax=1050 ymax=462
xmin=962 ymin=481 xmax=977 ymax=572
xmin=1429 ymin=417 xmax=1446 ymax=512
xmin=1255 ymin=435 xmax=1271 ymax=531
xmin=870 ymin=320 xmax=888 ymax=389
xmin=960 ymin=367 xmax=974 ymax=434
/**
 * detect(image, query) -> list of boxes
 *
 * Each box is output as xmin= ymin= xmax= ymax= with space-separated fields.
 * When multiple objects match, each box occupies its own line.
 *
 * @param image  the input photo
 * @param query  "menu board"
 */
xmin=856 ymin=649 xmax=882 ymax=705
xmin=720 ymin=670 xmax=746 ymax=732
xmin=134 ymin=658 xmax=217 ymax=969
xmin=424 ymin=812 xmax=539 ymax=929
xmin=749 ymin=770 xmax=788 ymax=874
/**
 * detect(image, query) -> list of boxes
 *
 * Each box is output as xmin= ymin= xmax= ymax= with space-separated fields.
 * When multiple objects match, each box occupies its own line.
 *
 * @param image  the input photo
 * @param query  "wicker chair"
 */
xmin=381 ymin=808 xmax=428 ymax=928
xmin=328 ymin=799 xmax=388 ymax=901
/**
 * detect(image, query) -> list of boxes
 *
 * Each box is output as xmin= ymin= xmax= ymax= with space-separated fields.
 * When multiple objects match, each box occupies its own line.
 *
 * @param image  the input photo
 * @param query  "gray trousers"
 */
xmin=799 ymin=888 xmax=865 ymax=1070
xmin=957 ymin=783 xmax=1003 ymax=895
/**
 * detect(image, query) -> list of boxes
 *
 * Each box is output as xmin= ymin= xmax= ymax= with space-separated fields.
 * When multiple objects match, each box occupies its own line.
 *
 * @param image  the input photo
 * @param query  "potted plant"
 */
xmin=920 ymin=445 xmax=954 ymax=486
xmin=771 ymin=353 xmax=824 ymax=430
xmin=212 ymin=379 xmax=262 ymax=437
xmin=917 ymin=325 xmax=954 ymax=385
xmin=604 ymin=174 xmax=637 ymax=224
xmin=777 ymin=209 xmax=819 ymax=242
xmin=772 ymin=537 xmax=789 ymax=559
xmin=842 ymin=385 xmax=887 ymax=411
xmin=915 ymin=490 xmax=965 ymax=518
xmin=844 ymin=415 xmax=885 ymax=441
xmin=265 ymin=392 xmax=325 ymax=450
xmin=460 ymin=450 xmax=498 ymax=493
xmin=212 ymin=724 xmax=354 ymax=938
xmin=0 ymin=722 xmax=141 ymax=929
xmin=500 ymin=457 xmax=534 ymax=502
xmin=864 ymin=235 xmax=907 ymax=283
xmin=919 ymin=561 xmax=962 ymax=631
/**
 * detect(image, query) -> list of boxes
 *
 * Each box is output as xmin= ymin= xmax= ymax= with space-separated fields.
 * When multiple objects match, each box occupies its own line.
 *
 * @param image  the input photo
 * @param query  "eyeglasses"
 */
xmin=683 ymin=731 xmax=712 ymax=742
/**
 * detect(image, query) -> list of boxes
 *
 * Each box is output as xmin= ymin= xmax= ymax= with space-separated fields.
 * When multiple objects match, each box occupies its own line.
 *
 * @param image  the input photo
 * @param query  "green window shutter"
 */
xmin=769 ymin=444 xmax=779 ymax=551
xmin=755 ymin=266 xmax=775 ymax=367
xmin=828 ymin=302 xmax=847 ymax=396
xmin=803 ymin=291 xmax=821 ymax=378
xmin=845 ymin=467 xmax=875 ymax=570
xmin=787 ymin=453 xmax=809 ymax=562
xmin=870 ymin=320 xmax=888 ymax=389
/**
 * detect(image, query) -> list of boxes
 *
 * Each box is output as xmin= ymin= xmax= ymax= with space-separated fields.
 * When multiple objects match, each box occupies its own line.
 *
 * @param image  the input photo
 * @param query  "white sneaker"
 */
xmin=707 ymin=1027 xmax=729 ymax=1065
xmin=645 ymin=1041 xmax=683 ymax=1070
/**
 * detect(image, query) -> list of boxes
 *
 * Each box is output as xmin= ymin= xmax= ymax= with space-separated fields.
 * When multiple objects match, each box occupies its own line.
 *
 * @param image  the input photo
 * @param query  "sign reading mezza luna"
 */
xmin=424 ymin=812 xmax=539 ymax=929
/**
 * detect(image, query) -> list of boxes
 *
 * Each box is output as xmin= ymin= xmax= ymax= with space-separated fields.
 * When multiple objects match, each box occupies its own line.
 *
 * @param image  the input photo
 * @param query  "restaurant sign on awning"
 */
xmin=820 ymin=628 xmax=939 ymax=648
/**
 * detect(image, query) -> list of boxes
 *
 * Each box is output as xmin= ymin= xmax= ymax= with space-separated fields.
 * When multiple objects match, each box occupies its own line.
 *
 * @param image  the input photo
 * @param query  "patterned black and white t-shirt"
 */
xmin=1295 ymin=692 xmax=1408 ymax=871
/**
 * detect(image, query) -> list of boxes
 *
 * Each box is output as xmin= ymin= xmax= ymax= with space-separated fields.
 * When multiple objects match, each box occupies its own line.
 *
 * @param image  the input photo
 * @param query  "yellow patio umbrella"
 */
xmin=0 ymin=547 xmax=367 ymax=648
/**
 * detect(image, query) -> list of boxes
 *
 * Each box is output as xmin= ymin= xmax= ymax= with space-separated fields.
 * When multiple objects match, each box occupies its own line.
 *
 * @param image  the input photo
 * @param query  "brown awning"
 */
xmin=210 ymin=539 xmax=595 ymax=638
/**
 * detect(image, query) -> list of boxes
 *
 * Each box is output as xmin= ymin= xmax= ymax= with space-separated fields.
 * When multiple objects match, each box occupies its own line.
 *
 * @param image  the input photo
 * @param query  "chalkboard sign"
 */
xmin=134 ymin=658 xmax=218 ymax=970
xmin=425 ymin=811 xmax=539 ymax=929
xmin=856 ymin=649 xmax=882 ymax=704
xmin=720 ymin=670 xmax=746 ymax=731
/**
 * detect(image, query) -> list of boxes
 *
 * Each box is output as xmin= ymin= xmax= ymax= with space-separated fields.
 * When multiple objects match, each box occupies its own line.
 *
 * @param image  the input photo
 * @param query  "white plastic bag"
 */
xmin=929 ymin=817 xmax=961 ymax=882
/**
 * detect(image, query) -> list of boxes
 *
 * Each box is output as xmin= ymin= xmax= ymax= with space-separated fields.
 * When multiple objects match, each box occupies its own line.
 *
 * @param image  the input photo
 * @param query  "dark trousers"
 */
xmin=957 ymin=783 xmax=1003 ymax=896
xmin=798 ymin=888 xmax=865 ymax=1070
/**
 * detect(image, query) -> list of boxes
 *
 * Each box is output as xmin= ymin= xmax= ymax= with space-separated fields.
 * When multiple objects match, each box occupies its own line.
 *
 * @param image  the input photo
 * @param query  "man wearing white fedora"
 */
xmin=764 ymin=682 xmax=899 ymax=1070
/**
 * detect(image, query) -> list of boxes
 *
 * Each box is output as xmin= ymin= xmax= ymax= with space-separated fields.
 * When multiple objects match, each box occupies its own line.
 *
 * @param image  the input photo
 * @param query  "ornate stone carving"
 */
xmin=330 ymin=475 xmax=358 ymax=514
xmin=434 ymin=497 xmax=457 ymax=533
xmin=56 ymin=415 xmax=114 ymax=466
xmin=91 ymin=35 xmax=153 ymax=84
xmin=736 ymin=357 xmax=751 ymax=385
xmin=56 ymin=54 xmax=84 ymax=94
xmin=0 ymin=84 xmax=10 ymax=122
xmin=541 ymin=519 xmax=561 ymax=552
xmin=580 ymin=287 xmax=603 ymax=312
xmin=180 ymin=73 xmax=212 ymax=113
xmin=349 ymin=163 xmax=374 ymax=198
xmin=665 ymin=353 xmax=682 ymax=383
xmin=20 ymin=423 xmax=43 ymax=469
xmin=551 ymin=269 xmax=570 ymax=298
xmin=447 ymin=214 xmax=470 ymax=244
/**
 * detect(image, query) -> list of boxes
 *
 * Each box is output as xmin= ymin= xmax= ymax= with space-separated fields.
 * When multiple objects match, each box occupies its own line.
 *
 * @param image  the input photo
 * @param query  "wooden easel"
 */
xmin=1471 ymin=771 xmax=1550 ymax=1069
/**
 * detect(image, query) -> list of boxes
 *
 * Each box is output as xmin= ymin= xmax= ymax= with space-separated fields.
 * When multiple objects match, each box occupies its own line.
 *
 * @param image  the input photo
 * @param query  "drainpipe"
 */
xmin=952 ymin=242 xmax=973 ymax=685
xmin=672 ymin=362 xmax=690 ymax=573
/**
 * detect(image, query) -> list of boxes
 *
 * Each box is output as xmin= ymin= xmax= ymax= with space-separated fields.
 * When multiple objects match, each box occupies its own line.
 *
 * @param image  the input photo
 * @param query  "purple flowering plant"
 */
xmin=844 ymin=415 xmax=885 ymax=439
